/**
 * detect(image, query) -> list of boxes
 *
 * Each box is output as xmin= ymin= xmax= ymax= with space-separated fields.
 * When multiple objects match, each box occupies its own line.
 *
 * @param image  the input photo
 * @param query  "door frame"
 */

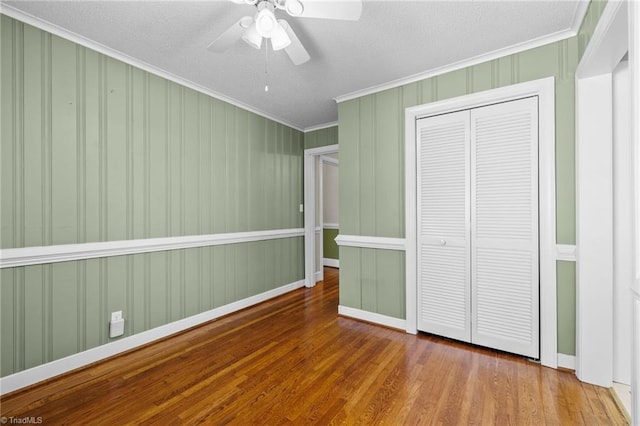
xmin=575 ymin=2 xmax=638 ymax=411
xmin=304 ymin=144 xmax=339 ymax=287
xmin=405 ymin=77 xmax=557 ymax=368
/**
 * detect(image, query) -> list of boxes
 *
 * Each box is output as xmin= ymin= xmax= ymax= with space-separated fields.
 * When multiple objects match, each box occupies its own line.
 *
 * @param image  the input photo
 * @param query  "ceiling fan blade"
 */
xmin=207 ymin=16 xmax=253 ymax=53
xmin=297 ymin=0 xmax=362 ymax=21
xmin=279 ymin=20 xmax=310 ymax=65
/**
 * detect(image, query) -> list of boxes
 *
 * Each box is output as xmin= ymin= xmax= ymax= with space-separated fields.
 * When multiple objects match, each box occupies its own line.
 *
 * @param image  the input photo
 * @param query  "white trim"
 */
xmin=575 ymin=0 xmax=630 ymax=389
xmin=0 ymin=4 xmax=302 ymax=132
xmin=304 ymin=144 xmax=339 ymax=288
xmin=0 ymin=278 xmax=305 ymax=395
xmin=556 ymin=244 xmax=577 ymax=262
xmin=612 ymin=382 xmax=632 ymax=419
xmin=338 ymin=305 xmax=406 ymax=330
xmin=405 ymin=77 xmax=557 ymax=368
xmin=0 ymin=228 xmax=304 ymax=269
xmin=315 ymin=271 xmax=322 ymax=282
xmin=630 ymin=0 xmax=640 ymax=421
xmin=335 ymin=26 xmax=584 ymax=104
xmin=558 ymin=353 xmax=577 ymax=370
xmin=334 ymin=234 xmax=406 ymax=251
xmin=577 ymin=0 xmax=629 ymax=79
xmin=323 ymin=223 xmax=339 ymax=230
xmin=570 ymin=1 xmax=591 ymax=37
xmin=321 ymin=156 xmax=339 ymax=167
xmin=315 ymin=227 xmax=322 ymax=233
xmin=304 ymin=122 xmax=338 ymax=133
xmin=323 ymin=258 xmax=339 ymax=268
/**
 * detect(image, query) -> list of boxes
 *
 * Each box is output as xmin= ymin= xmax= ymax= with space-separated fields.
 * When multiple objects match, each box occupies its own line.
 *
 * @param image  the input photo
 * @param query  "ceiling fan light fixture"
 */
xmin=241 ymin=22 xmax=262 ymax=49
xmin=285 ymin=0 xmax=304 ymax=17
xmin=255 ymin=8 xmax=277 ymax=38
xmin=270 ymin=23 xmax=291 ymax=50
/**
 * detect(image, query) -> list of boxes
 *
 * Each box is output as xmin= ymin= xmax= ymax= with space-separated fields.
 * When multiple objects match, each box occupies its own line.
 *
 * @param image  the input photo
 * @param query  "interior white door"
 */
xmin=470 ymin=97 xmax=539 ymax=358
xmin=416 ymin=110 xmax=471 ymax=341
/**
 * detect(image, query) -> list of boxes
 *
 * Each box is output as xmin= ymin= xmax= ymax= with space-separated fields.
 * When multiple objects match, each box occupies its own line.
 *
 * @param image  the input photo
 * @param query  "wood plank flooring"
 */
xmin=0 ymin=267 xmax=628 ymax=425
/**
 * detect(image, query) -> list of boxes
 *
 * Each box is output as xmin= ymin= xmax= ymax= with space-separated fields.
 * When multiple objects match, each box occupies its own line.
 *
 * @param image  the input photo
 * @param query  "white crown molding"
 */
xmin=323 ymin=223 xmax=339 ymax=230
xmin=338 ymin=305 xmax=406 ymax=331
xmin=334 ymin=27 xmax=581 ymax=104
xmin=556 ymin=244 xmax=577 ymax=262
xmin=0 ymin=228 xmax=304 ymax=269
xmin=570 ymin=0 xmax=591 ymax=36
xmin=304 ymin=121 xmax=338 ymax=133
xmin=0 ymin=278 xmax=305 ymax=395
xmin=0 ymin=4 xmax=303 ymax=132
xmin=334 ymin=234 xmax=405 ymax=251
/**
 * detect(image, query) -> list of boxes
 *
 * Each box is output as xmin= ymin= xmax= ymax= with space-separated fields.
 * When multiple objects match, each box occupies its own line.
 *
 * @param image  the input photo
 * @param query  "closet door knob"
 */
xmin=439 ymin=239 xmax=447 ymax=246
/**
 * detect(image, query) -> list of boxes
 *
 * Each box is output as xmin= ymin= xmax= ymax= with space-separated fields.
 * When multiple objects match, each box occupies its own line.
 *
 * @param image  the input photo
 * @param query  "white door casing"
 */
xmin=575 ymin=0 xmax=629 ymax=388
xmin=304 ymin=144 xmax=339 ymax=287
xmin=613 ymin=59 xmax=632 ymax=386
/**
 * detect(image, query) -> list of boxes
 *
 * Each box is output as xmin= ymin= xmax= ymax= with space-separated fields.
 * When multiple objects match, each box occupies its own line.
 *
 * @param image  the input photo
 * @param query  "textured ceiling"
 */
xmin=2 ymin=0 xmax=586 ymax=130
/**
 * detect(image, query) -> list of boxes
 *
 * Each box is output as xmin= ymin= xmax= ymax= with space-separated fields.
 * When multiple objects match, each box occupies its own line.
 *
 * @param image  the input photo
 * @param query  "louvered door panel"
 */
xmin=470 ymin=97 xmax=539 ymax=358
xmin=416 ymin=110 xmax=470 ymax=341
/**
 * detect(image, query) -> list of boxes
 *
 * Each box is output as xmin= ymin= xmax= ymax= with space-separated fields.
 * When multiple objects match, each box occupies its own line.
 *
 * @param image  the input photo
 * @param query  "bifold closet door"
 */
xmin=470 ymin=97 xmax=539 ymax=358
xmin=416 ymin=110 xmax=471 ymax=342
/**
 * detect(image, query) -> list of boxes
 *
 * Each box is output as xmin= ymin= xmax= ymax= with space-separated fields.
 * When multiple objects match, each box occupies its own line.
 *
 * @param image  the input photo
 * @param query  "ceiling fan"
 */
xmin=207 ymin=0 xmax=363 ymax=65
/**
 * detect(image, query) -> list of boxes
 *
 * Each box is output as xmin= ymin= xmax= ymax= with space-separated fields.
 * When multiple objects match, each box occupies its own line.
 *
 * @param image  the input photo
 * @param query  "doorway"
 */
xmin=304 ymin=144 xmax=339 ymax=287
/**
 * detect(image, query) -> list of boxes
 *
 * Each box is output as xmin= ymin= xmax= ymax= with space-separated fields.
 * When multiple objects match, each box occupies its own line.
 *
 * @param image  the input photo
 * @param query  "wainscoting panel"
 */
xmin=0 ymin=237 xmax=304 ymax=378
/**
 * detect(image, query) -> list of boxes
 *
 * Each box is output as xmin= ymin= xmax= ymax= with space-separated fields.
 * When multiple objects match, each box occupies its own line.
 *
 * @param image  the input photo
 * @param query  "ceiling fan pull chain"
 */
xmin=264 ymin=38 xmax=269 ymax=92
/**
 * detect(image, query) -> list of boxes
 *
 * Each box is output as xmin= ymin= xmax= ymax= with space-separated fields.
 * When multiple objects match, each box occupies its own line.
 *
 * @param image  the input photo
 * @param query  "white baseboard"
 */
xmin=315 ymin=271 xmax=323 ymax=282
xmin=0 ymin=279 xmax=305 ymax=395
xmin=338 ymin=305 xmax=406 ymax=330
xmin=612 ymin=382 xmax=631 ymax=418
xmin=323 ymin=258 xmax=339 ymax=268
xmin=557 ymin=353 xmax=576 ymax=370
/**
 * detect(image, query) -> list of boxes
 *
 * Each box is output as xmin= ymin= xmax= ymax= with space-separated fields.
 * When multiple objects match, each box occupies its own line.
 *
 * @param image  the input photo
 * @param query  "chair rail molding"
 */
xmin=334 ymin=235 xmax=406 ymax=251
xmin=0 ymin=228 xmax=304 ymax=269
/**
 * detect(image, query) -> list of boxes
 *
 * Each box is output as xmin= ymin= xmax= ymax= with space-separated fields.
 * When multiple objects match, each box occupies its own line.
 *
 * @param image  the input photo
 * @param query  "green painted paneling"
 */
xmin=0 ymin=240 xmax=304 ymax=377
xmin=323 ymin=228 xmax=339 ymax=259
xmin=1 ymin=15 xmax=304 ymax=249
xmin=303 ymin=125 xmax=338 ymax=150
xmin=337 ymin=3 xmax=609 ymax=351
xmin=337 ymin=247 xmax=404 ymax=319
xmin=0 ymin=15 xmax=304 ymax=377
xmin=557 ymin=261 xmax=576 ymax=355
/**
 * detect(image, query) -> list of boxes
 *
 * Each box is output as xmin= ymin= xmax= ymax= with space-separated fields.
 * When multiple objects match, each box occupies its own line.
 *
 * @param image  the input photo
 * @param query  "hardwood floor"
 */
xmin=0 ymin=267 xmax=628 ymax=425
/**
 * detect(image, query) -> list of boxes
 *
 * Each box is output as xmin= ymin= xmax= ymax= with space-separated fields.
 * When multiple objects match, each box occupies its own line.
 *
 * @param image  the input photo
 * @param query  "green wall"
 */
xmin=337 ymin=0 xmax=608 ymax=355
xmin=304 ymin=125 xmax=338 ymax=150
xmin=323 ymin=228 xmax=339 ymax=260
xmin=0 ymin=15 xmax=304 ymax=377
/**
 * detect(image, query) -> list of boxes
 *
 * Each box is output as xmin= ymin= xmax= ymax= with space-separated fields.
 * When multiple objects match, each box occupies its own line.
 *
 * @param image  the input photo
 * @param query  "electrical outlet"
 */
xmin=109 ymin=311 xmax=125 ymax=338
